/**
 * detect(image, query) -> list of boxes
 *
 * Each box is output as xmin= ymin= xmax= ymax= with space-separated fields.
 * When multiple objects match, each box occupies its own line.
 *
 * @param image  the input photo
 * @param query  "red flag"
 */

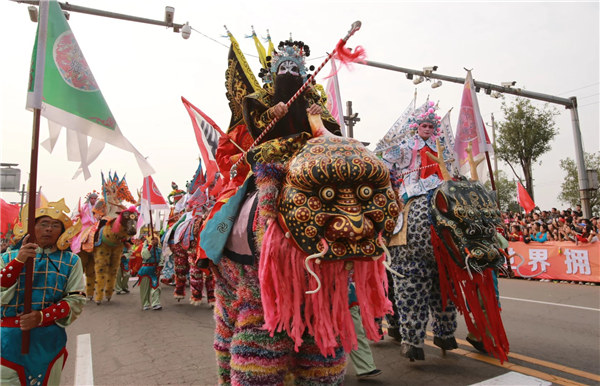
xmin=0 ymin=199 xmax=20 ymax=238
xmin=181 ymin=96 xmax=223 ymax=190
xmin=188 ymin=159 xmax=206 ymax=194
xmin=454 ymin=70 xmax=492 ymax=173
xmin=517 ymin=181 xmax=535 ymax=213
xmin=141 ymin=175 xmax=169 ymax=209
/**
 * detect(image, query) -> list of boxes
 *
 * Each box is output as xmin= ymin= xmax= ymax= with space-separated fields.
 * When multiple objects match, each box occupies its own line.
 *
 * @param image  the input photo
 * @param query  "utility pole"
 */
xmin=490 ymin=113 xmax=498 ymax=180
xmin=359 ymin=59 xmax=592 ymax=218
xmin=344 ymin=101 xmax=360 ymax=139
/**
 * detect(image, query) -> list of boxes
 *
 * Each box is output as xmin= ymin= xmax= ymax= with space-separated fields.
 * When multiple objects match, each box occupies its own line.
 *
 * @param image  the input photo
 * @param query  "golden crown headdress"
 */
xmin=13 ymin=199 xmax=82 ymax=250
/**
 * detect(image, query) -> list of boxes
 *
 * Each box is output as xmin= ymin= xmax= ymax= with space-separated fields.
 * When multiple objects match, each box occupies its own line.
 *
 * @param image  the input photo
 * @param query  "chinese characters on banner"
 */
xmin=507 ymin=242 xmax=600 ymax=282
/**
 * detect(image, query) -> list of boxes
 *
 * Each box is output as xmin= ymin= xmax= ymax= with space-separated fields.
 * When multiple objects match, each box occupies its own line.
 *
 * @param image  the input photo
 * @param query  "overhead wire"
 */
xmin=557 ymin=82 xmax=599 ymax=95
xmin=191 ymin=26 xmax=327 ymax=62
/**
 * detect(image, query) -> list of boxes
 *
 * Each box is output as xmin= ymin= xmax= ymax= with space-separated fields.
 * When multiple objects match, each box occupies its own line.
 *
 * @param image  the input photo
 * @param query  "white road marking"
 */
xmin=500 ymin=296 xmax=599 ymax=312
xmin=75 ymin=333 xmax=94 ymax=386
xmin=470 ymin=371 xmax=551 ymax=385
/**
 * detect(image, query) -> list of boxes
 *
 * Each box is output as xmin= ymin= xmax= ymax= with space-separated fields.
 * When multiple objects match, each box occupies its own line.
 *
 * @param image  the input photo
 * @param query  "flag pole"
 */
xmin=144 ymin=177 xmax=155 ymax=236
xmin=330 ymin=60 xmax=347 ymax=137
xmin=485 ymin=151 xmax=499 ymax=209
xmin=22 ymin=0 xmax=49 ymax=355
xmin=22 ymin=108 xmax=42 ymax=354
xmin=144 ymin=177 xmax=159 ymax=277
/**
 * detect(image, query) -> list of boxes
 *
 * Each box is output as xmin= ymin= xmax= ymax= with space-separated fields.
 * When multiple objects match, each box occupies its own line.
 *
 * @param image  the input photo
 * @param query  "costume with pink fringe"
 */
xmin=200 ymin=31 xmax=395 ymax=384
xmin=70 ymin=191 xmax=99 ymax=254
xmin=164 ymin=163 xmax=215 ymax=305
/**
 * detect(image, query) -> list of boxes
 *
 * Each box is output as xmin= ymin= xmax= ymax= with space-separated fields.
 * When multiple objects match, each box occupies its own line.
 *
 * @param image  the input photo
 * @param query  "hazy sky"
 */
xmin=1 ymin=0 xmax=598 ymax=213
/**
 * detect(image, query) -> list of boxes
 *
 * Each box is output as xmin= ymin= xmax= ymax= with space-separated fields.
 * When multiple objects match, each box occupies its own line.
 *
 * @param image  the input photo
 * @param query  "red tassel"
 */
xmin=431 ymin=231 xmax=509 ymax=363
xmin=334 ymin=39 xmax=367 ymax=66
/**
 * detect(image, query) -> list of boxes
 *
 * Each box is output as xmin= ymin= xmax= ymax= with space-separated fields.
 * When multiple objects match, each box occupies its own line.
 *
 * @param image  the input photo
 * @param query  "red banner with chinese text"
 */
xmin=507 ymin=242 xmax=600 ymax=282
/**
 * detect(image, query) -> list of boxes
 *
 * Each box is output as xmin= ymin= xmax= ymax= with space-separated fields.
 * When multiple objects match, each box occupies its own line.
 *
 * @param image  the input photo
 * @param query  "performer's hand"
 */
xmin=270 ymin=102 xmax=288 ymax=120
xmin=16 ymin=235 xmax=38 ymax=264
xmin=19 ymin=310 xmax=42 ymax=331
xmin=306 ymin=103 xmax=322 ymax=115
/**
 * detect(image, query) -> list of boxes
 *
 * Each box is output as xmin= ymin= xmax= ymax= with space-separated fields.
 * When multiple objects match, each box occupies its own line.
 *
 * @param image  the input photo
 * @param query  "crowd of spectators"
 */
xmin=499 ymin=204 xmax=599 ymax=244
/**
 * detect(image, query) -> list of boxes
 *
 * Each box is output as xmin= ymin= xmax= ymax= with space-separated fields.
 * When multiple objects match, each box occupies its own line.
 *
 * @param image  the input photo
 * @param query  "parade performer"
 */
xmin=169 ymin=186 xmax=215 ymax=305
xmin=1 ymin=200 xmax=85 ymax=386
xmin=380 ymin=102 xmax=509 ymax=362
xmin=161 ymin=183 xmax=190 ymax=287
xmin=71 ymin=191 xmax=100 ymax=297
xmin=167 ymin=182 xmax=186 ymax=206
xmin=159 ymin=235 xmax=175 ymax=286
xmin=200 ymin=25 xmax=398 ymax=384
xmin=138 ymin=232 xmax=163 ymax=310
xmin=71 ymin=190 xmax=99 ymax=254
xmin=386 ymin=102 xmax=452 ymax=204
xmin=84 ymin=172 xmax=138 ymax=304
xmin=115 ymin=240 xmax=132 ymax=295
xmin=381 ymin=103 xmax=459 ymax=360
xmin=128 ymin=238 xmax=144 ymax=277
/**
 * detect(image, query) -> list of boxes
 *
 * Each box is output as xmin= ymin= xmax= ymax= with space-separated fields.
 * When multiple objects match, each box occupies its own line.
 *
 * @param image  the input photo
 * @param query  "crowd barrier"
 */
xmin=507 ymin=241 xmax=600 ymax=283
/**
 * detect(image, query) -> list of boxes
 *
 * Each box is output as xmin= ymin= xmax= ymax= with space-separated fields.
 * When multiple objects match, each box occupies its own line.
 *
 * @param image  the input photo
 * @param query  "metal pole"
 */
xmin=360 ymin=60 xmax=574 ymax=107
xmin=567 ymin=97 xmax=591 ymax=218
xmin=19 ymin=184 xmax=27 ymax=209
xmin=346 ymin=101 xmax=354 ymax=139
xmin=344 ymin=101 xmax=361 ymax=139
xmin=13 ymin=0 xmax=184 ymax=31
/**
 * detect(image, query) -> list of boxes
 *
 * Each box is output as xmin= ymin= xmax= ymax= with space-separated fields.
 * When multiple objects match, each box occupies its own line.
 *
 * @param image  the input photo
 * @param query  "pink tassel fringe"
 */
xmin=260 ymin=222 xmax=391 ymax=357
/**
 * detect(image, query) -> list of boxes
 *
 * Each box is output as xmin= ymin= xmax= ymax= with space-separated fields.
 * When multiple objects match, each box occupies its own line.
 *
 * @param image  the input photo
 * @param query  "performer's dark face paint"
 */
xmin=273 ymin=72 xmax=304 ymax=104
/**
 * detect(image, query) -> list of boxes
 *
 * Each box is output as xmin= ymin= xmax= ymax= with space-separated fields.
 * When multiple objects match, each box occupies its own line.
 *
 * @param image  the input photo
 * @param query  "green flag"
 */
xmin=26 ymin=0 xmax=154 ymax=179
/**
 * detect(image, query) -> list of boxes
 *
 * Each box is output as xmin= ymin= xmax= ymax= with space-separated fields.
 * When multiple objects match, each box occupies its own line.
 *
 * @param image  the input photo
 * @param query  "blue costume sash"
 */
xmin=200 ymin=178 xmax=251 ymax=264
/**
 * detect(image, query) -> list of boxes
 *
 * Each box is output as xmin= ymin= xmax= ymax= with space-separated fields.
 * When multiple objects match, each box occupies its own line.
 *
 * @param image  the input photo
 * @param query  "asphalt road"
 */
xmin=58 ymin=277 xmax=599 ymax=385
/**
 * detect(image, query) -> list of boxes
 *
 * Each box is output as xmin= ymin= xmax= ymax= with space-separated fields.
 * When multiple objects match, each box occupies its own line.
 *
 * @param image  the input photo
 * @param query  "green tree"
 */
xmin=495 ymin=98 xmax=559 ymax=200
xmin=558 ymin=152 xmax=600 ymax=216
xmin=485 ymin=170 xmax=520 ymax=213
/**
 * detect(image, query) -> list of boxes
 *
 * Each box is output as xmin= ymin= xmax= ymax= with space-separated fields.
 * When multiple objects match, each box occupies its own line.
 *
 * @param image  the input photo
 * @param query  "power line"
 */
xmin=191 ymin=27 xmax=229 ymax=50
xmin=557 ymin=82 xmax=600 ymax=95
xmin=190 ymin=27 xmax=328 ymax=63
xmin=579 ymin=101 xmax=599 ymax=108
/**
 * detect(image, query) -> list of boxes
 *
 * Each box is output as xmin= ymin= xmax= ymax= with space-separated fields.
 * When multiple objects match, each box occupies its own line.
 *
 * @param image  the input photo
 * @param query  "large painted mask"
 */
xmin=278 ymin=136 xmax=399 ymax=260
xmin=430 ymin=178 xmax=503 ymax=271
